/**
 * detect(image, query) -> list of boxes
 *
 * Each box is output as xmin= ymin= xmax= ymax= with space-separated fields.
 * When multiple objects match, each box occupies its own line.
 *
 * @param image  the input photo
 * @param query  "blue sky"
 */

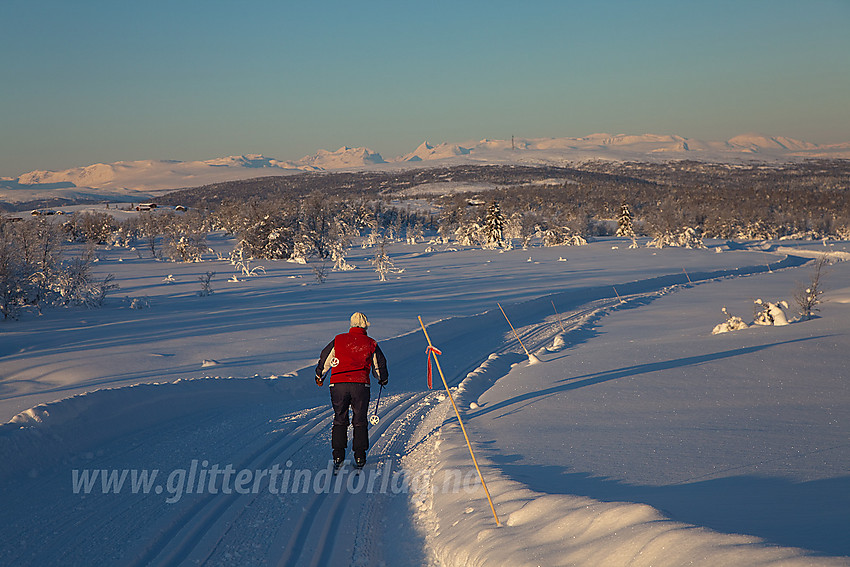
xmin=1 ymin=0 xmax=848 ymax=177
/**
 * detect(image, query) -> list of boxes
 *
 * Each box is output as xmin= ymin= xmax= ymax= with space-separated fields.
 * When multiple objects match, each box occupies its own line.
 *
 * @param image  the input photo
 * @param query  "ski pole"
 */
xmin=369 ymin=384 xmax=383 ymax=425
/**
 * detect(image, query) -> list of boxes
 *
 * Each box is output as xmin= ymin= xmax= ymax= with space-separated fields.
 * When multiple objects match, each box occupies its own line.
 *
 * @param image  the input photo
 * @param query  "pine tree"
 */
xmin=616 ymin=204 xmax=635 ymax=238
xmin=484 ymin=201 xmax=505 ymax=248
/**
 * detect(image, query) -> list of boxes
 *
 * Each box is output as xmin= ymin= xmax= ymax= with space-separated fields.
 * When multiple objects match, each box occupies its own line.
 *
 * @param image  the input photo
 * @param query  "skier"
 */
xmin=315 ymin=312 xmax=388 ymax=469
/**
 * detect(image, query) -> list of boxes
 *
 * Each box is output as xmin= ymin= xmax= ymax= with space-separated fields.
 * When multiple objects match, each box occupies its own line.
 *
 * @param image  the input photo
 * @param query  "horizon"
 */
xmin=2 ymin=1 xmax=849 ymax=178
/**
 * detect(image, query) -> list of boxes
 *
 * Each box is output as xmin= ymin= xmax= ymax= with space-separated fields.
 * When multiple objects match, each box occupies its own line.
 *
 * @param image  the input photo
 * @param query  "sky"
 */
xmin=1 ymin=0 xmax=849 ymax=178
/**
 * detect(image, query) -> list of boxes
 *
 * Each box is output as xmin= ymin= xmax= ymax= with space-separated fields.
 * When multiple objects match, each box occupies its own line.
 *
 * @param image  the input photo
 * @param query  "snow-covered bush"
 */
xmin=541 ymin=226 xmax=587 ymax=247
xmin=753 ymin=299 xmax=790 ymax=326
xmin=454 ymin=221 xmax=484 ymax=247
xmin=371 ymin=240 xmax=403 ymax=282
xmin=64 ymin=212 xmax=117 ymax=244
xmin=712 ymin=307 xmax=749 ymax=334
xmin=405 ymin=221 xmax=424 ymax=245
xmin=230 ymin=243 xmax=266 ymax=277
xmin=52 ymin=249 xmax=119 ymax=307
xmin=129 ymin=296 xmax=151 ymax=309
xmin=197 ymin=272 xmax=215 ymax=296
xmin=164 ymin=233 xmax=208 ymax=263
xmin=312 ymin=262 xmax=330 ymax=283
xmin=648 ymin=227 xmax=705 ymax=249
xmin=793 ymin=256 xmax=828 ymax=320
xmin=330 ymin=241 xmax=355 ymax=271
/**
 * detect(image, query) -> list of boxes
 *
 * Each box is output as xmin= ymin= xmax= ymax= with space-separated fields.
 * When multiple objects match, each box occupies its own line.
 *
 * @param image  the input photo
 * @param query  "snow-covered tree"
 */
xmin=0 ymin=222 xmax=27 ymax=319
xmin=648 ymin=226 xmax=705 ymax=249
xmin=331 ymin=240 xmax=355 ymax=271
xmin=616 ymin=204 xmax=635 ymax=238
xmin=52 ymin=247 xmax=118 ymax=307
xmin=65 ymin=212 xmax=117 ymax=244
xmin=483 ymin=201 xmax=505 ymax=248
xmin=541 ymin=226 xmax=587 ymax=247
xmin=405 ymin=221 xmax=424 ymax=245
xmin=371 ymin=240 xmax=402 ymax=282
xmin=794 ymin=256 xmax=828 ymax=320
xmin=454 ymin=221 xmax=484 ymax=247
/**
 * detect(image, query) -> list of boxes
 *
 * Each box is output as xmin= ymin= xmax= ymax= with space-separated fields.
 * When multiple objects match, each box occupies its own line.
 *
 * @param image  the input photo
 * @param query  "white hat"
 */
xmin=350 ymin=312 xmax=370 ymax=329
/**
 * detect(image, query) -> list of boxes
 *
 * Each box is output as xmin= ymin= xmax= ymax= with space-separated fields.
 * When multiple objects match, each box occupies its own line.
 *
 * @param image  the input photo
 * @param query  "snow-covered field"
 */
xmin=1 ymin=236 xmax=848 ymax=566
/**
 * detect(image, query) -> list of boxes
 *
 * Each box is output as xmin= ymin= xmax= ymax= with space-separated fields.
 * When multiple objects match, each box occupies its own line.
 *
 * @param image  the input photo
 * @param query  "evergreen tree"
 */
xmin=484 ymin=201 xmax=505 ymax=248
xmin=616 ymin=203 xmax=635 ymax=238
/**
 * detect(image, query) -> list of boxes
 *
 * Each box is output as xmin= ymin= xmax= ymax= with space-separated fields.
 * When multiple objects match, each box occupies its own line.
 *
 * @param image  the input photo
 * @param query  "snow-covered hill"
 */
xmin=3 ymin=133 xmax=850 ymax=205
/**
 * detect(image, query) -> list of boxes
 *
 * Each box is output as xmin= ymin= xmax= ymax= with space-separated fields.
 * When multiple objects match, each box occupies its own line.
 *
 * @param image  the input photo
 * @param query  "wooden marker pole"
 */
xmin=613 ymin=286 xmax=625 ymax=304
xmin=418 ymin=316 xmax=500 ymax=526
xmin=497 ymin=302 xmax=530 ymax=357
xmin=551 ymin=300 xmax=566 ymax=333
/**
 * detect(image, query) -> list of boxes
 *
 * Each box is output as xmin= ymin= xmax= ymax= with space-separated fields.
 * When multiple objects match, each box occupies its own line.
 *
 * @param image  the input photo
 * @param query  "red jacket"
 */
xmin=316 ymin=327 xmax=388 ymax=385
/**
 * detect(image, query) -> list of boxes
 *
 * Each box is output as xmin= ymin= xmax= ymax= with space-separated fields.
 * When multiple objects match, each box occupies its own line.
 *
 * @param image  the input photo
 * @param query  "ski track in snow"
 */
xmin=1 ymin=247 xmax=847 ymax=565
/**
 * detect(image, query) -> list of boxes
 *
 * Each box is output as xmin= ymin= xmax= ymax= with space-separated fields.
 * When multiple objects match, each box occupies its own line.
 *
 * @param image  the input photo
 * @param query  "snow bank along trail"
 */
xmin=404 ymin=257 xmax=849 ymax=565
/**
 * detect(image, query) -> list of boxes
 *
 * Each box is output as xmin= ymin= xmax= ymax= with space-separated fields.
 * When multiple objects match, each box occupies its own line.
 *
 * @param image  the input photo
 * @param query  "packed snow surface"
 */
xmin=1 ymin=237 xmax=848 ymax=566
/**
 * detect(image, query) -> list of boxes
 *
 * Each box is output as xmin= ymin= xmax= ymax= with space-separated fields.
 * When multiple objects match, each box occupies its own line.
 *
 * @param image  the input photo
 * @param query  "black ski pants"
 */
xmin=330 ymin=382 xmax=371 ymax=460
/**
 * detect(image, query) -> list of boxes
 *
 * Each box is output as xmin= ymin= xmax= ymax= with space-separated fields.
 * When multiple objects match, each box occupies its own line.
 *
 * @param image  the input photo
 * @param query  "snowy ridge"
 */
xmin=3 ymin=132 xmax=849 ymax=204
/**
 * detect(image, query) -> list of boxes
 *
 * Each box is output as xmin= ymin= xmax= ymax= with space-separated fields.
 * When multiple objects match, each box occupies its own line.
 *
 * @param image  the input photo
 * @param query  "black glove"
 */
xmin=315 ymin=374 xmax=324 ymax=387
xmin=378 ymin=376 xmax=388 ymax=386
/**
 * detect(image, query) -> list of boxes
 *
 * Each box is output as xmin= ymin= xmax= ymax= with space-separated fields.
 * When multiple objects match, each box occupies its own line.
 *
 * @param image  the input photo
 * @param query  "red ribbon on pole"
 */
xmin=425 ymin=345 xmax=442 ymax=389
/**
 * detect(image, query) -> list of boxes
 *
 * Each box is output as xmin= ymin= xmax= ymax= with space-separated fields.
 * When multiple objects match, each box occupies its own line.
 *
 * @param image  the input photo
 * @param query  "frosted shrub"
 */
xmin=129 ymin=297 xmax=151 ymax=309
xmin=52 ymin=254 xmax=119 ymax=308
xmin=371 ymin=240 xmax=403 ymax=282
xmin=454 ymin=222 xmax=484 ymax=247
xmin=542 ymin=227 xmax=587 ymax=247
xmin=230 ymin=243 xmax=266 ymax=277
xmin=648 ymin=227 xmax=704 ymax=249
xmin=405 ymin=222 xmax=424 ymax=245
xmin=712 ymin=307 xmax=749 ymax=334
xmin=793 ymin=256 xmax=828 ymax=320
xmin=197 ymin=272 xmax=215 ymax=297
xmin=675 ymin=227 xmax=706 ymax=249
xmin=753 ymin=299 xmax=789 ymax=326
xmin=330 ymin=241 xmax=355 ymax=271
xmin=165 ymin=233 xmax=207 ymax=262
xmin=647 ymin=230 xmax=676 ymax=249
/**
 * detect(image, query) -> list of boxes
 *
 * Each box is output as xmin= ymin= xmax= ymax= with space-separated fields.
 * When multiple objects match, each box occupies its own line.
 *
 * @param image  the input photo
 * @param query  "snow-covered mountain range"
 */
xmin=3 ymin=133 xmax=849 ymax=204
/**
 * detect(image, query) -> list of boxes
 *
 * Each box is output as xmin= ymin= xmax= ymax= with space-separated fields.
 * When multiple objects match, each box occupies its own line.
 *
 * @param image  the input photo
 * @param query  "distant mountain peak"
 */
xmin=297 ymin=146 xmax=386 ymax=168
xmin=4 ymin=133 xmax=849 ymax=206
